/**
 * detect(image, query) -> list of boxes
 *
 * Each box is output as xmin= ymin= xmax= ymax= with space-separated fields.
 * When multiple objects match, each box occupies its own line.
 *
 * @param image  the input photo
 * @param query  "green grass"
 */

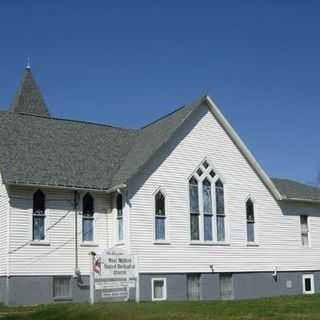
xmin=2 ymin=295 xmax=320 ymax=320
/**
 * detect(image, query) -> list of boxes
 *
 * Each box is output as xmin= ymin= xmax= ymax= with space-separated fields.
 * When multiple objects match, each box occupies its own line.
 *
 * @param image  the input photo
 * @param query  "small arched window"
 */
xmin=246 ymin=199 xmax=255 ymax=242
xmin=82 ymin=193 xmax=94 ymax=241
xmin=215 ymin=180 xmax=225 ymax=241
xmin=33 ymin=190 xmax=45 ymax=240
xmin=117 ymin=193 xmax=123 ymax=241
xmin=189 ymin=177 xmax=200 ymax=240
xmin=155 ymin=191 xmax=166 ymax=240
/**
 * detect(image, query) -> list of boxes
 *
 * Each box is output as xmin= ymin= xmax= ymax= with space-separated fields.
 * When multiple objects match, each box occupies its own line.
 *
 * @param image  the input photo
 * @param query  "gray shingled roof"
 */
xmin=112 ymin=97 xmax=203 ymax=186
xmin=1 ymin=69 xmax=319 ymax=203
xmin=271 ymin=178 xmax=320 ymax=202
xmin=0 ymin=112 xmax=137 ymax=190
xmin=0 ymin=78 xmax=204 ymax=190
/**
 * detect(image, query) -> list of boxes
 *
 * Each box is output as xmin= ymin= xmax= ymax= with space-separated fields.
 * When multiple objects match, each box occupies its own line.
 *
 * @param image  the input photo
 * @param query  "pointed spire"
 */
xmin=26 ymin=57 xmax=31 ymax=70
xmin=10 ymin=67 xmax=50 ymax=117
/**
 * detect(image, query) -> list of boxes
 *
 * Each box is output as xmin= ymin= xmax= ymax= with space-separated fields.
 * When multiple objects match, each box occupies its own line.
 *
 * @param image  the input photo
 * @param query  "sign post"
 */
xmin=89 ymin=251 xmax=96 ymax=305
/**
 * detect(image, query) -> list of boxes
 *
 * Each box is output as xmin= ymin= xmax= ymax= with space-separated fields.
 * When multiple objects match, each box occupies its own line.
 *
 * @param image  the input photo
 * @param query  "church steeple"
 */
xmin=10 ymin=66 xmax=50 ymax=117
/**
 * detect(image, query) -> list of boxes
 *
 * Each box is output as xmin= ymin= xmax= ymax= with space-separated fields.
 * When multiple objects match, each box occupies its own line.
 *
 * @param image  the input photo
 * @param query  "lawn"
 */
xmin=2 ymin=295 xmax=320 ymax=320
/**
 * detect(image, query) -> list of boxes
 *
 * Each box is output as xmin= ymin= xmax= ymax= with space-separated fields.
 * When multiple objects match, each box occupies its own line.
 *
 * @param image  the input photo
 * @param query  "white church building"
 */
xmin=0 ymin=67 xmax=320 ymax=304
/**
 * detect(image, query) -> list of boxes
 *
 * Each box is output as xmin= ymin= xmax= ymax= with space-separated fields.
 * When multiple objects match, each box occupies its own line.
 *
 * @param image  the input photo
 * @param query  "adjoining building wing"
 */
xmin=272 ymin=178 xmax=320 ymax=203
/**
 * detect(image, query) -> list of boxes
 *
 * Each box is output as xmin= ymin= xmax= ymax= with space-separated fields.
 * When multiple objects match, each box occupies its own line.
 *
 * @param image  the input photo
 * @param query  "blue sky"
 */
xmin=0 ymin=1 xmax=319 ymax=185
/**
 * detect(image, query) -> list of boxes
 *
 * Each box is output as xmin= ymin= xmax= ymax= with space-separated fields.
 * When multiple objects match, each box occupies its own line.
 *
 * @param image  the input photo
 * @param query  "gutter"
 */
xmin=7 ymin=181 xmax=127 ymax=194
xmin=280 ymin=196 xmax=320 ymax=204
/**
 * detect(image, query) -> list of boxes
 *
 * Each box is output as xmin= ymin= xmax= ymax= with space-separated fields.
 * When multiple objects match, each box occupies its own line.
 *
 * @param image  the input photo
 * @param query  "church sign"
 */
xmin=89 ymin=247 xmax=138 ymax=303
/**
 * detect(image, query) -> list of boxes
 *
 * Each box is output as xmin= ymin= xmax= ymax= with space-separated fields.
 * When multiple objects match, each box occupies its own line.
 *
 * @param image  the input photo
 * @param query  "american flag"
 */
xmin=94 ymin=256 xmax=101 ymax=274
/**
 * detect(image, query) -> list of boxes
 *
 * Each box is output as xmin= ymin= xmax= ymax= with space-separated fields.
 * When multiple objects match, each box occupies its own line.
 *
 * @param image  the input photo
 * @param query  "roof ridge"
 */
xmin=0 ymin=110 xmax=137 ymax=131
xmin=272 ymin=177 xmax=320 ymax=189
xmin=141 ymin=95 xmax=206 ymax=129
xmin=140 ymin=104 xmax=186 ymax=129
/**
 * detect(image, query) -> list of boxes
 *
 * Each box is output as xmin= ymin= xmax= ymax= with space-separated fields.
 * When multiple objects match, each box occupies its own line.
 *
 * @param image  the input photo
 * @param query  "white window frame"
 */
xmin=31 ymin=190 xmax=49 ymax=244
xmin=300 ymin=215 xmax=311 ymax=247
xmin=153 ymin=188 xmax=169 ymax=244
xmin=188 ymin=159 xmax=229 ymax=244
xmin=302 ymin=274 xmax=315 ymax=294
xmin=81 ymin=193 xmax=95 ymax=243
xmin=116 ymin=192 xmax=124 ymax=242
xmin=151 ymin=278 xmax=167 ymax=301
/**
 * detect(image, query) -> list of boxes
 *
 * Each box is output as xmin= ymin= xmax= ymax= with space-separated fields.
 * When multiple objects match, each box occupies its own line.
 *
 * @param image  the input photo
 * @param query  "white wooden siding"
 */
xmin=0 ymin=174 xmax=9 ymax=276
xmin=128 ymin=103 xmax=320 ymax=273
xmin=7 ymin=187 xmax=113 ymax=276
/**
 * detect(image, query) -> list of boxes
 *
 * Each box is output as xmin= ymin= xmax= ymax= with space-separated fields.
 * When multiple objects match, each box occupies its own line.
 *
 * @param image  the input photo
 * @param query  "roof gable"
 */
xmin=112 ymin=96 xmax=283 ymax=201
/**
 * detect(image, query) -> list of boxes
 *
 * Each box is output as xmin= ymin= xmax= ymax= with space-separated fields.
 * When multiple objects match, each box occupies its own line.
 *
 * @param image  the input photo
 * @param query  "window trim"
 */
xmin=151 ymin=278 xmax=167 ymax=301
xmin=246 ymin=198 xmax=255 ymax=243
xmin=300 ymin=215 xmax=311 ymax=247
xmin=187 ymin=274 xmax=201 ymax=300
xmin=53 ymin=276 xmax=72 ymax=300
xmin=116 ymin=193 xmax=124 ymax=242
xmin=81 ymin=193 xmax=95 ymax=242
xmin=302 ymin=274 xmax=315 ymax=294
xmin=32 ymin=189 xmax=47 ymax=242
xmin=187 ymin=159 xmax=229 ymax=244
xmin=153 ymin=188 xmax=169 ymax=244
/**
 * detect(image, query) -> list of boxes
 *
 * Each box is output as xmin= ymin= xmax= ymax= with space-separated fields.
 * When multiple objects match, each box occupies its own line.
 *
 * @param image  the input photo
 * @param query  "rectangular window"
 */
xmin=33 ymin=213 xmax=45 ymax=240
xmin=53 ymin=277 xmax=71 ymax=299
xmin=300 ymin=215 xmax=309 ymax=246
xmin=187 ymin=274 xmax=201 ymax=300
xmin=82 ymin=216 xmax=94 ymax=241
xmin=152 ymin=278 xmax=167 ymax=301
xmin=117 ymin=194 xmax=123 ymax=241
xmin=302 ymin=274 xmax=314 ymax=294
xmin=219 ymin=273 xmax=233 ymax=300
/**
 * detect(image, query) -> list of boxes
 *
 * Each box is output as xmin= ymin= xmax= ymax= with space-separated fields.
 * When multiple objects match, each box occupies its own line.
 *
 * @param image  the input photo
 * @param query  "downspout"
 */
xmin=74 ymin=190 xmax=80 ymax=277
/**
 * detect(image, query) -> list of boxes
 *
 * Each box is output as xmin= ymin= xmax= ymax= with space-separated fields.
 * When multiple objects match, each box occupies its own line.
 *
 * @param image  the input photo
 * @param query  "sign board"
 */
xmin=95 ymin=280 xmax=136 ymax=290
xmin=90 ymin=247 xmax=138 ymax=304
xmin=95 ymin=248 xmax=137 ymax=280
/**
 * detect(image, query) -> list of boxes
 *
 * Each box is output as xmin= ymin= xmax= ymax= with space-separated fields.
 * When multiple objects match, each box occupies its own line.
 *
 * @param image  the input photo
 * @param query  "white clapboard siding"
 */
xmin=8 ymin=186 xmax=113 ymax=276
xmin=128 ymin=102 xmax=320 ymax=273
xmin=0 ymin=174 xmax=9 ymax=276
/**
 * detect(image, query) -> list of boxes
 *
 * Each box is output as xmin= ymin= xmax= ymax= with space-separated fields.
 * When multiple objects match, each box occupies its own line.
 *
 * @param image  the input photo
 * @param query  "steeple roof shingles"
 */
xmin=10 ymin=68 xmax=50 ymax=117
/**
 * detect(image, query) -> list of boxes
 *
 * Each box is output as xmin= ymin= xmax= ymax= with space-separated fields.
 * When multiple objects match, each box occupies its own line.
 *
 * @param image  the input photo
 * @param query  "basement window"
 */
xmin=152 ymin=278 xmax=167 ymax=301
xmin=302 ymin=274 xmax=314 ymax=294
xmin=53 ymin=277 xmax=72 ymax=300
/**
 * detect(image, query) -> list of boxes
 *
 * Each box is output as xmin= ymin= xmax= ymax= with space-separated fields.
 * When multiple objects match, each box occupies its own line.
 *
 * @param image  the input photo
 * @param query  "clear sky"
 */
xmin=0 ymin=1 xmax=319 ymax=185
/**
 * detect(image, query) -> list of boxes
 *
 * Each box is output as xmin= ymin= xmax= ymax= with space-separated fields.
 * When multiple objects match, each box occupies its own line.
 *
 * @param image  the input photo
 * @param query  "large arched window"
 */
xmin=215 ymin=179 xmax=225 ymax=241
xmin=33 ymin=190 xmax=45 ymax=240
xmin=246 ymin=199 xmax=255 ymax=242
xmin=189 ymin=160 xmax=226 ymax=242
xmin=117 ymin=193 xmax=123 ymax=241
xmin=155 ymin=191 xmax=166 ymax=240
xmin=82 ymin=193 xmax=94 ymax=241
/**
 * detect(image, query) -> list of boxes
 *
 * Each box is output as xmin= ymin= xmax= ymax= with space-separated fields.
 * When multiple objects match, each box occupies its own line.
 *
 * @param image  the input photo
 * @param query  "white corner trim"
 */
xmin=205 ymin=95 xmax=283 ymax=201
